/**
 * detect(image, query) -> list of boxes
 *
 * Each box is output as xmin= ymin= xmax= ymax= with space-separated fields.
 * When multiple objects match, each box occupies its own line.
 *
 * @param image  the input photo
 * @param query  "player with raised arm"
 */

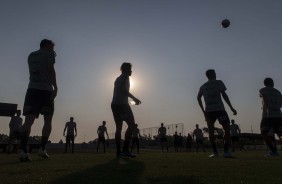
xmin=63 ymin=117 xmax=77 ymax=153
xmin=259 ymin=78 xmax=282 ymax=156
xmin=111 ymin=62 xmax=141 ymax=158
xmin=96 ymin=121 xmax=109 ymax=153
xmin=197 ymin=69 xmax=237 ymax=158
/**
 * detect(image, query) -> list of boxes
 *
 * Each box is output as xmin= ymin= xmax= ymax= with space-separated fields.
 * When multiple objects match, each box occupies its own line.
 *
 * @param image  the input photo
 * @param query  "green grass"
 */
xmin=1 ymin=149 xmax=282 ymax=184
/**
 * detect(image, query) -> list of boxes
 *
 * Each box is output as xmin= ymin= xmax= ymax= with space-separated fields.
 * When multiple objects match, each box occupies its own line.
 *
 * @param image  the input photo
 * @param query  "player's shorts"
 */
xmin=111 ymin=104 xmax=134 ymax=122
xmin=260 ymin=117 xmax=282 ymax=135
xmin=132 ymin=137 xmax=139 ymax=145
xmin=231 ymin=136 xmax=239 ymax=143
xmin=205 ymin=111 xmax=230 ymax=125
xmin=98 ymin=136 xmax=106 ymax=144
xmin=66 ymin=135 xmax=75 ymax=143
xmin=160 ymin=137 xmax=167 ymax=143
xmin=23 ymin=88 xmax=54 ymax=118
xmin=196 ymin=139 xmax=204 ymax=144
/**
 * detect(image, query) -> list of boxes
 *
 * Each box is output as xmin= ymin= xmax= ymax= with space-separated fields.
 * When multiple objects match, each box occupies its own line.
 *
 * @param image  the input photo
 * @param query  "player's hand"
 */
xmin=134 ymin=98 xmax=141 ymax=105
xmin=231 ymin=108 xmax=237 ymax=115
xmin=52 ymin=88 xmax=58 ymax=99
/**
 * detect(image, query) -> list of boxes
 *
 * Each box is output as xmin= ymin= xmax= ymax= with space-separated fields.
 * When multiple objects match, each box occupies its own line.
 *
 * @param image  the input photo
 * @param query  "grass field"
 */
xmin=1 ymin=149 xmax=282 ymax=184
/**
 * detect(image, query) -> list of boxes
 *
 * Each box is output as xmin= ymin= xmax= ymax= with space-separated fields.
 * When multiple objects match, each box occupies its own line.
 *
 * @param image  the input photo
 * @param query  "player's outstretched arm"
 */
xmin=221 ymin=91 xmax=237 ymax=115
xmin=129 ymin=92 xmax=141 ymax=105
xmin=197 ymin=91 xmax=205 ymax=114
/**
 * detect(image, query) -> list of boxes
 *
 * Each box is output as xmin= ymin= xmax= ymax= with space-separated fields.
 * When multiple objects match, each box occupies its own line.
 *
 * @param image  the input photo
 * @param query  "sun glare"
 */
xmin=130 ymin=78 xmax=135 ymax=89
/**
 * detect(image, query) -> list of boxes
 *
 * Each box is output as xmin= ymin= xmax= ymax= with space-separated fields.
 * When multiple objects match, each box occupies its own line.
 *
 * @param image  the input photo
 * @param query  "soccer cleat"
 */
xmin=209 ymin=153 xmax=219 ymax=158
xmin=265 ymin=152 xmax=279 ymax=157
xmin=223 ymin=152 xmax=233 ymax=158
xmin=19 ymin=151 xmax=32 ymax=162
xmin=120 ymin=151 xmax=136 ymax=158
xmin=38 ymin=149 xmax=50 ymax=159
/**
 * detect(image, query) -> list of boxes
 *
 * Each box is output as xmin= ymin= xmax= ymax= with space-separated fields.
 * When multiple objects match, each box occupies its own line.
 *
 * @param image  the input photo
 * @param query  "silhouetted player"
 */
xmin=8 ymin=110 xmax=23 ymax=154
xmin=131 ymin=124 xmax=142 ymax=153
xmin=230 ymin=119 xmax=241 ymax=152
xmin=63 ymin=117 xmax=77 ymax=153
xmin=259 ymin=78 xmax=282 ymax=156
xmin=158 ymin=123 xmax=169 ymax=152
xmin=19 ymin=39 xmax=57 ymax=161
xmin=111 ymin=62 xmax=141 ymax=158
xmin=97 ymin=121 xmax=109 ymax=153
xmin=193 ymin=124 xmax=206 ymax=152
xmin=197 ymin=69 xmax=237 ymax=158
xmin=186 ymin=133 xmax=193 ymax=151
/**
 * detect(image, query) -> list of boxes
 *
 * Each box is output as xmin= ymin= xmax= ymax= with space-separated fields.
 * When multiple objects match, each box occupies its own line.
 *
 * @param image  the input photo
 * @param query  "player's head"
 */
xmin=135 ymin=124 xmax=138 ymax=127
xmin=40 ymin=39 xmax=55 ymax=51
xmin=70 ymin=117 xmax=74 ymax=121
xmin=231 ymin=119 xmax=235 ymax=124
xmin=206 ymin=69 xmax=216 ymax=80
xmin=264 ymin=78 xmax=274 ymax=87
xmin=120 ymin=62 xmax=132 ymax=76
xmin=161 ymin=123 xmax=164 ymax=127
xmin=16 ymin=110 xmax=21 ymax=116
xmin=196 ymin=124 xmax=199 ymax=128
xmin=102 ymin=121 xmax=106 ymax=125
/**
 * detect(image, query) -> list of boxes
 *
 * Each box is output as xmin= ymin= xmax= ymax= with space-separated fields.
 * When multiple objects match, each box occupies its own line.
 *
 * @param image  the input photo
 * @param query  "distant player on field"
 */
xmin=230 ymin=119 xmax=241 ymax=152
xmin=63 ymin=117 xmax=77 ymax=153
xmin=96 ymin=121 xmax=109 ymax=153
xmin=197 ymin=69 xmax=237 ymax=158
xmin=158 ymin=123 xmax=169 ymax=152
xmin=8 ymin=110 xmax=23 ymax=154
xmin=111 ymin=62 xmax=141 ymax=158
xmin=186 ymin=133 xmax=193 ymax=151
xmin=131 ymin=123 xmax=142 ymax=153
xmin=259 ymin=78 xmax=282 ymax=156
xmin=193 ymin=124 xmax=206 ymax=152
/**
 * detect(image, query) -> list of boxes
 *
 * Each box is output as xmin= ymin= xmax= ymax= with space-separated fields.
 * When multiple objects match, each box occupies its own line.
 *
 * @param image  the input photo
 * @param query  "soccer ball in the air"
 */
xmin=221 ymin=19 xmax=230 ymax=28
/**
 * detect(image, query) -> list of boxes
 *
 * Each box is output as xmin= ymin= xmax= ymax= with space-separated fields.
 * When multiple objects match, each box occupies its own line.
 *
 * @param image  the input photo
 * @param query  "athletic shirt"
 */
xmin=112 ymin=74 xmax=130 ymax=105
xmin=259 ymin=87 xmax=282 ymax=118
xmin=28 ymin=49 xmax=56 ymax=91
xmin=132 ymin=128 xmax=140 ymax=138
xmin=199 ymin=80 xmax=227 ymax=112
xmin=230 ymin=124 xmax=240 ymax=136
xmin=9 ymin=116 xmax=23 ymax=132
xmin=98 ymin=125 xmax=107 ymax=137
xmin=193 ymin=128 xmax=204 ymax=140
xmin=65 ymin=121 xmax=76 ymax=136
xmin=158 ymin=127 xmax=167 ymax=138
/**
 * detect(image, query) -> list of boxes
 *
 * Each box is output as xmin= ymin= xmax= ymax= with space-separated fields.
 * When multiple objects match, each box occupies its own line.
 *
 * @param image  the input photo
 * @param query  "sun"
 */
xmin=130 ymin=78 xmax=135 ymax=89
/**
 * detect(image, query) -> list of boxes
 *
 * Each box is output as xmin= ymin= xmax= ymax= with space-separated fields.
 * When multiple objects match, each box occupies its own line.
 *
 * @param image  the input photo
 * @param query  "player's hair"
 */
xmin=206 ymin=69 xmax=216 ymax=79
xmin=40 ymin=39 xmax=54 ymax=48
xmin=264 ymin=78 xmax=274 ymax=87
xmin=120 ymin=62 xmax=132 ymax=72
xmin=231 ymin=119 xmax=235 ymax=123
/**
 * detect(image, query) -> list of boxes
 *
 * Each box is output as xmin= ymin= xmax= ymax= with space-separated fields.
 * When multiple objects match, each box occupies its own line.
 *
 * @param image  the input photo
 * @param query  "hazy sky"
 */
xmin=1 ymin=0 xmax=282 ymax=143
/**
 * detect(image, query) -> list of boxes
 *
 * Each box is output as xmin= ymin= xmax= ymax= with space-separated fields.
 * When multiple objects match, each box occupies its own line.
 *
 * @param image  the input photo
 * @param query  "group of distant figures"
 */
xmin=2 ymin=38 xmax=282 ymax=161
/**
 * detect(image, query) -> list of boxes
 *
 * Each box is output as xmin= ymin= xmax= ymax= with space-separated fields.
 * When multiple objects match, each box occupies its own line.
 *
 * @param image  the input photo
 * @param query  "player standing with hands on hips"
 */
xmin=197 ymin=69 xmax=237 ymax=158
xmin=111 ymin=62 xmax=141 ymax=158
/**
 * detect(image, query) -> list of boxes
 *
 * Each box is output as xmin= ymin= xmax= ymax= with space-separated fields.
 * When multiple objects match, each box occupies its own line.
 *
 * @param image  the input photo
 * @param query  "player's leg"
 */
xmin=123 ymin=118 xmax=135 ymax=153
xmin=42 ymin=114 xmax=52 ymax=151
xmin=97 ymin=138 xmax=100 ymax=152
xmin=102 ymin=138 xmax=106 ymax=153
xmin=20 ymin=115 xmax=36 ymax=153
xmin=136 ymin=138 xmax=140 ymax=153
xmin=65 ymin=135 xmax=70 ymax=153
xmin=131 ymin=138 xmax=135 ymax=152
xmin=71 ymin=136 xmax=75 ymax=153
xmin=7 ymin=130 xmax=14 ymax=154
xmin=261 ymin=119 xmax=277 ymax=155
xmin=207 ymin=121 xmax=217 ymax=156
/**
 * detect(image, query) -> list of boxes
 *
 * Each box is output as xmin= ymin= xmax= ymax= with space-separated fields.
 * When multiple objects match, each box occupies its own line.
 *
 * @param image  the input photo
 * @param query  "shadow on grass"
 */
xmin=146 ymin=175 xmax=202 ymax=184
xmin=51 ymin=158 xmax=145 ymax=184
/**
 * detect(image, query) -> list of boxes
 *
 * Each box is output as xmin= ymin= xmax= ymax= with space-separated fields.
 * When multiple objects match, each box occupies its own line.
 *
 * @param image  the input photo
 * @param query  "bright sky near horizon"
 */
xmin=1 ymin=0 xmax=282 ymax=143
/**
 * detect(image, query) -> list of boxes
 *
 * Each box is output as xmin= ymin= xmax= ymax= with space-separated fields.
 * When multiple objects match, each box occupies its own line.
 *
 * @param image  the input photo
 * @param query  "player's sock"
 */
xmin=41 ymin=136 xmax=48 ymax=150
xmin=19 ymin=131 xmax=29 ymax=153
xmin=211 ymin=144 xmax=218 ymax=154
xmin=224 ymin=143 xmax=230 ymax=153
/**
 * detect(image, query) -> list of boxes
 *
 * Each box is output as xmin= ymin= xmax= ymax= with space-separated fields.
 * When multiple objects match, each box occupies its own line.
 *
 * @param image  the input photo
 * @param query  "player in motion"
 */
xmin=19 ymin=39 xmax=57 ymax=161
xmin=158 ymin=123 xmax=169 ymax=152
xmin=96 ymin=121 xmax=109 ymax=153
xmin=259 ymin=78 xmax=282 ymax=156
xmin=63 ymin=117 xmax=77 ymax=153
xmin=230 ymin=119 xmax=242 ymax=152
xmin=197 ymin=69 xmax=237 ymax=158
xmin=111 ymin=62 xmax=141 ymax=158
